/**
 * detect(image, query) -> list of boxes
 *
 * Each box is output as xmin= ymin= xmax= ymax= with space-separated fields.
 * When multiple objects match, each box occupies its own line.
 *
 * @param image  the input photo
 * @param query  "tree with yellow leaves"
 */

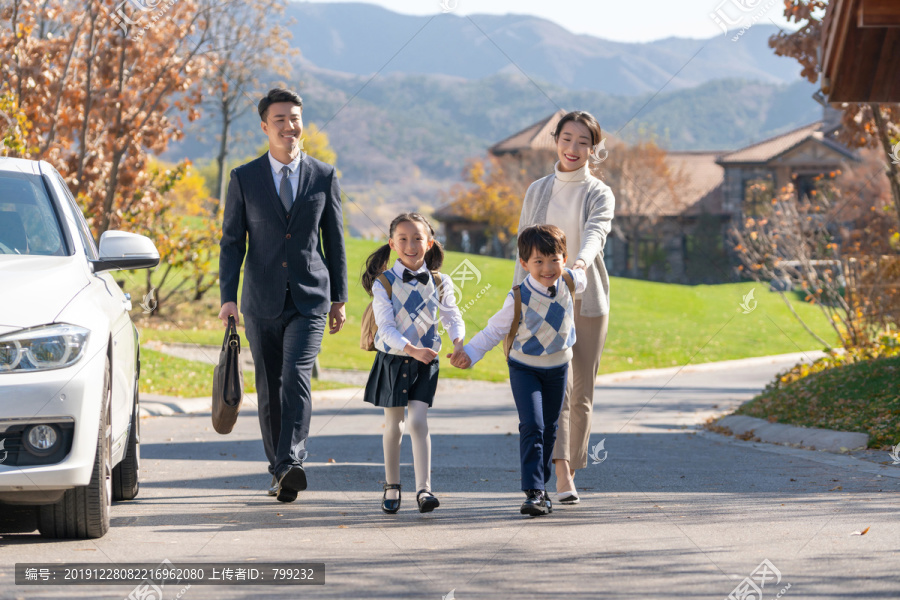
xmin=121 ymin=159 xmax=220 ymax=317
xmin=445 ymin=157 xmax=523 ymax=257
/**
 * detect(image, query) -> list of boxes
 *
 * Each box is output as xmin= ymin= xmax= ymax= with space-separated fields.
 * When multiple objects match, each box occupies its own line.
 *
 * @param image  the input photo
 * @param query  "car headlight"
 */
xmin=0 ymin=324 xmax=90 ymax=372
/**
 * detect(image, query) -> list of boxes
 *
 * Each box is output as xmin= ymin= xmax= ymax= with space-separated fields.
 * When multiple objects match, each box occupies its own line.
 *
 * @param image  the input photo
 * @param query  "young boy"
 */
xmin=449 ymin=225 xmax=587 ymax=516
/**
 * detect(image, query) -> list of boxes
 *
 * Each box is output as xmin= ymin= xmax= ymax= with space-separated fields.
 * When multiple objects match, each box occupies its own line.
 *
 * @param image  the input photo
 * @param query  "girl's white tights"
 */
xmin=383 ymin=400 xmax=431 ymax=500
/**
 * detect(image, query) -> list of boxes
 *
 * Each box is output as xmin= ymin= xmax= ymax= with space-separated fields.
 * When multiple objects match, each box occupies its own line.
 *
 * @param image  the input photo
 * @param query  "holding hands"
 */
xmin=449 ymin=350 xmax=471 ymax=369
xmin=447 ymin=337 xmax=471 ymax=369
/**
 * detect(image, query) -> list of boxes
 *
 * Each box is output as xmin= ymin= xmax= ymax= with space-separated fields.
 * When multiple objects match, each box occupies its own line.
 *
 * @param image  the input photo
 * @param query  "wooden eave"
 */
xmin=821 ymin=0 xmax=900 ymax=102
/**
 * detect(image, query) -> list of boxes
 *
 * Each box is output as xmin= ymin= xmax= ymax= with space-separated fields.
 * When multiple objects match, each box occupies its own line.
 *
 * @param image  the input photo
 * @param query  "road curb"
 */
xmin=139 ymin=388 xmax=364 ymax=417
xmin=712 ymin=414 xmax=869 ymax=453
xmin=695 ymin=429 xmax=900 ymax=478
xmin=594 ymin=350 xmax=825 ymax=385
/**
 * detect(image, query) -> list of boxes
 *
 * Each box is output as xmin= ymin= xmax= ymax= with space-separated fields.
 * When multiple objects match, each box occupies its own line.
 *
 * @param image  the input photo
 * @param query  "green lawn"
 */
xmin=136 ymin=237 xmax=838 ymax=383
xmin=736 ymin=355 xmax=900 ymax=448
xmin=138 ymin=348 xmax=353 ymax=398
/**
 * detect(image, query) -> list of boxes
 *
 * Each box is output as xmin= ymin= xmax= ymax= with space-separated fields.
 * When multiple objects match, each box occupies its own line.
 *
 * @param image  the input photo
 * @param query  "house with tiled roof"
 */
xmin=488 ymin=109 xmax=566 ymax=157
xmin=434 ymin=110 xmax=857 ymax=283
xmin=433 ymin=110 xmax=566 ymax=258
xmin=716 ymin=120 xmax=856 ymax=214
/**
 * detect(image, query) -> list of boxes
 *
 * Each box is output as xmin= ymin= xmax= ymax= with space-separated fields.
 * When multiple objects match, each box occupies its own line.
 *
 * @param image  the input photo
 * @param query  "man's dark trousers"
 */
xmin=508 ymin=359 xmax=568 ymax=491
xmin=244 ymin=290 xmax=326 ymax=476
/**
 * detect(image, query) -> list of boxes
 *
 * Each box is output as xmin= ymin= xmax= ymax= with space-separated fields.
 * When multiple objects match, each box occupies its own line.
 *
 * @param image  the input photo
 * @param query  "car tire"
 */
xmin=113 ymin=382 xmax=140 ymax=501
xmin=0 ymin=506 xmax=38 ymax=534
xmin=37 ymin=358 xmax=113 ymax=539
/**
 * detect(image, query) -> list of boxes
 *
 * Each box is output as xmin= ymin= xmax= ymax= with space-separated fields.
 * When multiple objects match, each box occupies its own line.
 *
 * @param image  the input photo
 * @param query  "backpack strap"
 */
xmin=431 ymin=271 xmax=444 ymax=303
xmin=376 ymin=273 xmax=392 ymax=300
xmin=561 ymin=270 xmax=575 ymax=295
xmin=503 ymin=285 xmax=522 ymax=358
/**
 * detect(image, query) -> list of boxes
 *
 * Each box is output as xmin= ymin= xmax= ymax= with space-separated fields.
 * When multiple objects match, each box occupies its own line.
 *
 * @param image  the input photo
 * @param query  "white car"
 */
xmin=0 ymin=157 xmax=159 ymax=538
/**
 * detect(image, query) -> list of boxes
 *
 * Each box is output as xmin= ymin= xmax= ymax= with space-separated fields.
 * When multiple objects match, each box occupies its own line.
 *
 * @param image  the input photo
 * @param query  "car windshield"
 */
xmin=0 ymin=171 xmax=66 ymax=256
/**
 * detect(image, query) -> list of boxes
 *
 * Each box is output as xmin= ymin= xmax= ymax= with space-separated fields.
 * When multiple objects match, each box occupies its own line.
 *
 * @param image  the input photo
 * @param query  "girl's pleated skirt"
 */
xmin=363 ymin=350 xmax=439 ymax=408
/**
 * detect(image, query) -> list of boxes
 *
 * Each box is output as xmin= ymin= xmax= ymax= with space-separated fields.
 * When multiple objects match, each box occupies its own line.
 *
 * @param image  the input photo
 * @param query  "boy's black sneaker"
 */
xmin=520 ymin=489 xmax=550 ymax=516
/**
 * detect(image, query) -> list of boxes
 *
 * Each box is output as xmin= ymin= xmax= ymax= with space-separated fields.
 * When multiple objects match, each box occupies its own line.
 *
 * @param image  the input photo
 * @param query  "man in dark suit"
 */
xmin=218 ymin=88 xmax=348 ymax=503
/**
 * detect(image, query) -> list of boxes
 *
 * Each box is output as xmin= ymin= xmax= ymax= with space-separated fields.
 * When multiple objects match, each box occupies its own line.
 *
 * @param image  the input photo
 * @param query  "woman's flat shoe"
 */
xmin=382 ymin=483 xmax=401 ymax=514
xmin=416 ymin=490 xmax=440 ymax=513
xmin=558 ymin=490 xmax=580 ymax=504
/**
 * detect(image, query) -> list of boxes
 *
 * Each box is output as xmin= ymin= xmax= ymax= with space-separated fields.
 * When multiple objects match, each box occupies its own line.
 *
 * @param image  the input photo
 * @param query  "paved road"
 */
xmin=1 ymin=355 xmax=897 ymax=599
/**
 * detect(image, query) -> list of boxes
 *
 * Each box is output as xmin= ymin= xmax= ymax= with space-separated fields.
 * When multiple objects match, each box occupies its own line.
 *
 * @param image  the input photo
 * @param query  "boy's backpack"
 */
xmin=360 ymin=271 xmax=445 ymax=351
xmin=503 ymin=270 xmax=575 ymax=358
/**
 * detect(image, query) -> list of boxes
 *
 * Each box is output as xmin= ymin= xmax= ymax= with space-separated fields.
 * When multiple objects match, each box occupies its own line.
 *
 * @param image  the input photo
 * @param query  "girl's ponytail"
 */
xmin=424 ymin=239 xmax=444 ymax=273
xmin=361 ymin=243 xmax=392 ymax=295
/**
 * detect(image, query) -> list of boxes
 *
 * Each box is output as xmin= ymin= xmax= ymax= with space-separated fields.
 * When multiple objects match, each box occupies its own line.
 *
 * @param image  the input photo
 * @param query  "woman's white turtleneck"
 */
xmin=546 ymin=161 xmax=591 ymax=276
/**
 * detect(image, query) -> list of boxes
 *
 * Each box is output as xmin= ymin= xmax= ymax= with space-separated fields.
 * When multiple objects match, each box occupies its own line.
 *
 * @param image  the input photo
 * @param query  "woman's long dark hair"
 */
xmin=361 ymin=212 xmax=444 ymax=295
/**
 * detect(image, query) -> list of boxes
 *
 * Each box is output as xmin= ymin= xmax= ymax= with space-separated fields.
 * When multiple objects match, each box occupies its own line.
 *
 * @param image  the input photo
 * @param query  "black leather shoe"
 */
xmin=382 ymin=483 xmax=401 ymax=514
xmin=276 ymin=465 xmax=307 ymax=503
xmin=520 ymin=489 xmax=550 ymax=516
xmin=267 ymin=475 xmax=278 ymax=497
xmin=416 ymin=490 xmax=440 ymax=513
xmin=544 ymin=490 xmax=553 ymax=514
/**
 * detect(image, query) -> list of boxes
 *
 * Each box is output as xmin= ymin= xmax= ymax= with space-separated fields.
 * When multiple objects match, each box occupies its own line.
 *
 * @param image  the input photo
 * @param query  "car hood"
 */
xmin=0 ymin=255 xmax=90 ymax=331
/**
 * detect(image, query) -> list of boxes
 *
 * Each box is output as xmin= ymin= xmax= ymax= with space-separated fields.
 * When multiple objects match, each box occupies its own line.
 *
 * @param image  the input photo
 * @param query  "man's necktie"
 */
xmin=548 ymin=285 xmax=557 ymax=298
xmin=403 ymin=269 xmax=429 ymax=285
xmin=279 ymin=166 xmax=293 ymax=213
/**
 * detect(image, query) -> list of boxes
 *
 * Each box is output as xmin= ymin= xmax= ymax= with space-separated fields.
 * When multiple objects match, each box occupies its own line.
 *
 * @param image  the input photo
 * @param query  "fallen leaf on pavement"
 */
xmin=850 ymin=526 xmax=870 ymax=536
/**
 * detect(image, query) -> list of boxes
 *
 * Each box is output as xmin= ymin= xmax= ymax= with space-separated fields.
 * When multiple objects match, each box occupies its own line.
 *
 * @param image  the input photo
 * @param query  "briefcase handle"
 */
xmin=222 ymin=315 xmax=241 ymax=352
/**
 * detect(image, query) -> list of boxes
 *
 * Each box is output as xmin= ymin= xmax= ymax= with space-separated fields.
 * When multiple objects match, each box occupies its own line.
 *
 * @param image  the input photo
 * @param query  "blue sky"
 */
xmin=293 ymin=0 xmax=799 ymax=42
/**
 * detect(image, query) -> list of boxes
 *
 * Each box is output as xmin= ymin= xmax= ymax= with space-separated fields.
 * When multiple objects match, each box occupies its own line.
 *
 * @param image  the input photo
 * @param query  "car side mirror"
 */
xmin=91 ymin=231 xmax=160 ymax=273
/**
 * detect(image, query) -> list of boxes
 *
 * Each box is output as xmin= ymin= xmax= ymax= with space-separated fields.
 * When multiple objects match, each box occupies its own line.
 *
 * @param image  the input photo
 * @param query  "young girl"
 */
xmin=362 ymin=213 xmax=465 ymax=514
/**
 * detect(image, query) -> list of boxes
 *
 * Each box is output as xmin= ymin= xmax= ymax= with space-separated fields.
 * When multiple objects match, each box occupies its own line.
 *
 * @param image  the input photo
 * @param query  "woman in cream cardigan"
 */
xmin=512 ymin=110 xmax=615 ymax=504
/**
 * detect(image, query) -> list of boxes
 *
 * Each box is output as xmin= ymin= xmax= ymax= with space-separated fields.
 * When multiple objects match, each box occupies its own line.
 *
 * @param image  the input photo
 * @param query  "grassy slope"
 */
xmin=735 ymin=355 xmax=900 ymax=448
xmin=137 ymin=238 xmax=837 ymax=383
xmin=139 ymin=348 xmax=352 ymax=397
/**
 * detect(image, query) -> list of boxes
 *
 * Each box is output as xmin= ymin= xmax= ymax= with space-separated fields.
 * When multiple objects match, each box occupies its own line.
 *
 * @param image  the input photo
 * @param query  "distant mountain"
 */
xmin=165 ymin=3 xmax=821 ymax=236
xmin=285 ymin=2 xmax=803 ymax=95
xmin=175 ymin=68 xmax=820 ymax=185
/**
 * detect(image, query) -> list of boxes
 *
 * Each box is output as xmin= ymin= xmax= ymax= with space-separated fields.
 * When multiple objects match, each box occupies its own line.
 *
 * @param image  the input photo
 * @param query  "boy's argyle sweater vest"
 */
xmin=511 ymin=273 xmax=576 ymax=357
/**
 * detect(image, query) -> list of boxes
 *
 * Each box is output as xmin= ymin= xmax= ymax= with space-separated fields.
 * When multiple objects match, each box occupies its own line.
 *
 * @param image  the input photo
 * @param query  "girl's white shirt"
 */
xmin=372 ymin=259 xmax=465 ymax=351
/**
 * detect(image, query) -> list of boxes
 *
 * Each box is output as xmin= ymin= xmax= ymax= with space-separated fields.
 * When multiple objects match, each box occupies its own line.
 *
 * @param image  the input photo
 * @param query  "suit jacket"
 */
xmin=219 ymin=152 xmax=348 ymax=318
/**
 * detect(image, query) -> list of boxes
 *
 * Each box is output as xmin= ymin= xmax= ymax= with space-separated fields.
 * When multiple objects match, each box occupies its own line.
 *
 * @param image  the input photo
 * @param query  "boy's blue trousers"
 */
xmin=508 ymin=358 xmax=568 ymax=491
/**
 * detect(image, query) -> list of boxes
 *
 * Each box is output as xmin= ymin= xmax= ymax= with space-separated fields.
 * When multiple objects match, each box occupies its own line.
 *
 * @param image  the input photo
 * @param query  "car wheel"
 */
xmin=113 ymin=382 xmax=140 ymax=501
xmin=38 ymin=357 xmax=113 ymax=539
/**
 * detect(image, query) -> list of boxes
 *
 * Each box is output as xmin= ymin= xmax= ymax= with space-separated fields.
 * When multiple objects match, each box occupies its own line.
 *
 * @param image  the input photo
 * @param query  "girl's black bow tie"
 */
xmin=403 ymin=269 xmax=429 ymax=285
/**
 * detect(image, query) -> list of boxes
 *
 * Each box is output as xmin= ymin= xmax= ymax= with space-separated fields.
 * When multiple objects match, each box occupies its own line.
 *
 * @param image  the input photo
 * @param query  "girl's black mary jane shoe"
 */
xmin=382 ymin=483 xmax=401 ymax=514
